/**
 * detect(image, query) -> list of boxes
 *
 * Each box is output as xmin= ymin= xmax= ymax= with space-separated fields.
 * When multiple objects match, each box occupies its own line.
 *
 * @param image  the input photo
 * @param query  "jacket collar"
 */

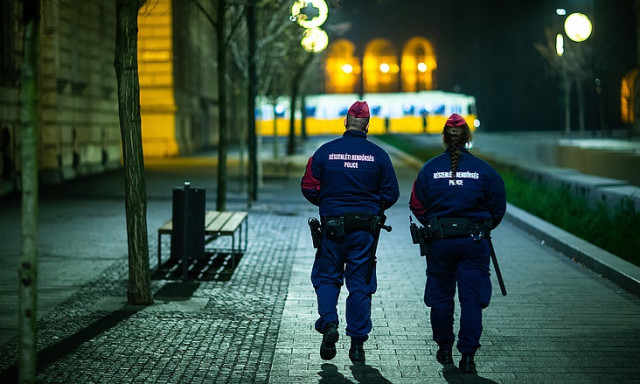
xmin=445 ymin=146 xmax=470 ymax=154
xmin=343 ymin=129 xmax=367 ymax=139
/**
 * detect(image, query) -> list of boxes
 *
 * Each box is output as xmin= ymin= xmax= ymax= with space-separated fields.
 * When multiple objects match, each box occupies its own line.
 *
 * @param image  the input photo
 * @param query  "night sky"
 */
xmin=324 ymin=0 xmax=637 ymax=132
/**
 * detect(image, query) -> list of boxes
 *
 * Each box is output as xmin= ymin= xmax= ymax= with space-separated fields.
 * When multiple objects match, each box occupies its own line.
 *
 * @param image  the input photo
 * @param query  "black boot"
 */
xmin=458 ymin=354 xmax=476 ymax=374
xmin=320 ymin=323 xmax=339 ymax=360
xmin=349 ymin=340 xmax=365 ymax=363
xmin=436 ymin=348 xmax=453 ymax=365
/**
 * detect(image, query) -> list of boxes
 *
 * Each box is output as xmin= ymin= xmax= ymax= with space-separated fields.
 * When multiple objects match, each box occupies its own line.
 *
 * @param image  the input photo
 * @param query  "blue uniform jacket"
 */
xmin=409 ymin=147 xmax=506 ymax=228
xmin=301 ymin=130 xmax=400 ymax=216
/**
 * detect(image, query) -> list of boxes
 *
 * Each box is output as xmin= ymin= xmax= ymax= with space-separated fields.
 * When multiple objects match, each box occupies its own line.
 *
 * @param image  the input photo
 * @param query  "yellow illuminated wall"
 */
xmin=621 ymin=69 xmax=637 ymax=124
xmin=401 ymin=37 xmax=437 ymax=92
xmin=137 ymin=0 xmax=178 ymax=157
xmin=363 ymin=39 xmax=399 ymax=93
xmin=325 ymin=39 xmax=361 ymax=94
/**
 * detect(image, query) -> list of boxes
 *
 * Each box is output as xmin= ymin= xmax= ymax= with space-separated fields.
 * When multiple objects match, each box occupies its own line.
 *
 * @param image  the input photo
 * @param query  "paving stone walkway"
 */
xmin=0 ymin=136 xmax=638 ymax=383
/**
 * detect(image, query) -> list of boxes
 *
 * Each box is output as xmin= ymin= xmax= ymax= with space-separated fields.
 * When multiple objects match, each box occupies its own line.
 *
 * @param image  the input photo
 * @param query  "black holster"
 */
xmin=410 ymin=217 xmax=430 ymax=256
xmin=308 ymin=217 xmax=323 ymax=249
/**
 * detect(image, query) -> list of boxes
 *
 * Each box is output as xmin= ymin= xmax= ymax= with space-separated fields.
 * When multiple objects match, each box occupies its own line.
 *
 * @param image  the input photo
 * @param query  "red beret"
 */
xmin=348 ymin=101 xmax=370 ymax=118
xmin=445 ymin=113 xmax=468 ymax=127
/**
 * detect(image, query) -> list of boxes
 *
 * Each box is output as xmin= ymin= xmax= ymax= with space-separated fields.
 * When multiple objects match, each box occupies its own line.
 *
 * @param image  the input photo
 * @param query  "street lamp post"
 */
xmin=564 ymin=12 xmax=592 ymax=136
xmin=556 ymin=33 xmax=572 ymax=136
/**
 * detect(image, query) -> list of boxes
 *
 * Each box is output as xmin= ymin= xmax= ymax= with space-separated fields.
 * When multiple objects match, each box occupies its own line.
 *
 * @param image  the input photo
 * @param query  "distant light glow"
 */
xmin=379 ymin=63 xmax=390 ymax=73
xmin=417 ymin=62 xmax=427 ymax=72
xmin=301 ymin=28 xmax=328 ymax=53
xmin=564 ymin=13 xmax=592 ymax=42
xmin=474 ymin=119 xmax=480 ymax=128
xmin=275 ymin=105 xmax=285 ymax=114
xmin=556 ymin=33 xmax=564 ymax=56
xmin=291 ymin=0 xmax=328 ymax=29
xmin=342 ymin=64 xmax=353 ymax=74
xmin=556 ymin=8 xmax=566 ymax=16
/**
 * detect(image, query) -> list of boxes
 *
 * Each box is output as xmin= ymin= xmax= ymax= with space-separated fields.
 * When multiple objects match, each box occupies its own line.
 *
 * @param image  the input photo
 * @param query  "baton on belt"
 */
xmin=487 ymin=235 xmax=507 ymax=296
xmin=366 ymin=201 xmax=392 ymax=284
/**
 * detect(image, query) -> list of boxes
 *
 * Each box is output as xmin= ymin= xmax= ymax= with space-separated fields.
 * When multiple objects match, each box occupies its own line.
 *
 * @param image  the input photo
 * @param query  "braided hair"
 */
xmin=442 ymin=118 xmax=471 ymax=180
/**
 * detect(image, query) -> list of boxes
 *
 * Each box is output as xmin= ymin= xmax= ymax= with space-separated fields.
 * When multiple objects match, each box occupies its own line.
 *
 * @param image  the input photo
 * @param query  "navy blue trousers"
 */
xmin=424 ymin=237 xmax=492 ymax=355
xmin=311 ymin=230 xmax=376 ymax=342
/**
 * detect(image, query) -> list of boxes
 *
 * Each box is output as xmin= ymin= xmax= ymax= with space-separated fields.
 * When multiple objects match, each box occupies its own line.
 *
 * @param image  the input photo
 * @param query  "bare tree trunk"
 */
xmin=114 ymin=0 xmax=152 ymax=305
xmin=273 ymin=104 xmax=279 ymax=158
xmin=300 ymin=95 xmax=307 ymax=141
xmin=19 ymin=1 xmax=40 ymax=381
xmin=287 ymin=53 xmax=314 ymax=156
xmin=576 ymin=77 xmax=586 ymax=136
xmin=287 ymin=87 xmax=298 ymax=156
xmin=563 ymin=68 xmax=571 ymax=136
xmin=246 ymin=0 xmax=258 ymax=204
xmin=216 ymin=0 xmax=228 ymax=211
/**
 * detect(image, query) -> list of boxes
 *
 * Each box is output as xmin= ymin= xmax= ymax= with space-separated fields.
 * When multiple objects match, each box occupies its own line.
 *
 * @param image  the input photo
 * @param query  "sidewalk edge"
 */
xmin=506 ymin=203 xmax=640 ymax=296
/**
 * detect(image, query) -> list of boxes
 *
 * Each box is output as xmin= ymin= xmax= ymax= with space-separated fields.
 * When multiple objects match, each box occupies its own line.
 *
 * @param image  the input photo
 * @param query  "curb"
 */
xmin=505 ymin=204 xmax=640 ymax=296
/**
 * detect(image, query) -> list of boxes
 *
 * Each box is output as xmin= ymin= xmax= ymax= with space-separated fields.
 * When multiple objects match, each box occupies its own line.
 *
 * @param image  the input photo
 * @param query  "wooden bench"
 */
xmin=157 ymin=210 xmax=248 ymax=270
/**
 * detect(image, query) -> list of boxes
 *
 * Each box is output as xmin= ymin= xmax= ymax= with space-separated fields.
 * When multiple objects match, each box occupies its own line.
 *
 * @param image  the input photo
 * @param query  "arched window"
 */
xmin=324 ymin=39 xmax=361 ymax=94
xmin=621 ymin=69 xmax=637 ymax=124
xmin=401 ymin=37 xmax=437 ymax=92
xmin=363 ymin=39 xmax=398 ymax=93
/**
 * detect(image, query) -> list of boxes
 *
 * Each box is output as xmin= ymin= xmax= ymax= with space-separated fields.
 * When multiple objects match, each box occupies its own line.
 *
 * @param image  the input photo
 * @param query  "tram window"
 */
xmin=433 ymin=105 xmax=445 ymax=115
xmin=370 ymin=106 xmax=381 ymax=116
xmin=306 ymin=106 xmax=317 ymax=117
xmin=451 ymin=104 xmax=462 ymax=114
xmin=403 ymin=105 xmax=415 ymax=115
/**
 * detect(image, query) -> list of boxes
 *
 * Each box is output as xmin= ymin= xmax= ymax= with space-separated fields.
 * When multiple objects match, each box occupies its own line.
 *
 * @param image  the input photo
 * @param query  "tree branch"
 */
xmin=189 ymin=0 xmax=218 ymax=31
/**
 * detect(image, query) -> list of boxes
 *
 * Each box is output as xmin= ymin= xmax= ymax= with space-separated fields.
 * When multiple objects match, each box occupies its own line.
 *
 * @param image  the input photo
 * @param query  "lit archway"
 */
xmin=363 ymin=39 xmax=399 ymax=93
xmin=401 ymin=37 xmax=437 ymax=92
xmin=325 ymin=39 xmax=361 ymax=94
xmin=621 ymin=69 xmax=637 ymax=124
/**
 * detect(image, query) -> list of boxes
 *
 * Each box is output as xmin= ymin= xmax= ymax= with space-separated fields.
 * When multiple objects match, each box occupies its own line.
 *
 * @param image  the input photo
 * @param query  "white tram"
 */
xmin=256 ymin=91 xmax=479 ymax=136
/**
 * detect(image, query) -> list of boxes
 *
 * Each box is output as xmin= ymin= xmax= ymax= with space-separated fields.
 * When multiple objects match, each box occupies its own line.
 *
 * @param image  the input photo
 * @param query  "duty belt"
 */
xmin=321 ymin=211 xmax=380 ymax=235
xmin=428 ymin=217 xmax=492 ymax=241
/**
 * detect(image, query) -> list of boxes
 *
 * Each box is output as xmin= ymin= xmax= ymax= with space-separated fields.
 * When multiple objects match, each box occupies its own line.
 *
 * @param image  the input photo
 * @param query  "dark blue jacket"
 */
xmin=409 ymin=147 xmax=506 ymax=228
xmin=301 ymin=130 xmax=399 ymax=216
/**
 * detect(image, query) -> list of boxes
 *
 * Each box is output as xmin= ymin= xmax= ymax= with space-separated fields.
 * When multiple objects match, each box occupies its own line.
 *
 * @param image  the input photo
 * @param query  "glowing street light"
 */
xmin=342 ymin=64 xmax=353 ymax=74
xmin=417 ymin=62 xmax=427 ymax=72
xmin=564 ymin=13 xmax=592 ymax=42
xmin=291 ymin=0 xmax=328 ymax=29
xmin=379 ymin=63 xmax=390 ymax=73
xmin=301 ymin=27 xmax=328 ymax=53
xmin=555 ymin=33 xmax=564 ymax=56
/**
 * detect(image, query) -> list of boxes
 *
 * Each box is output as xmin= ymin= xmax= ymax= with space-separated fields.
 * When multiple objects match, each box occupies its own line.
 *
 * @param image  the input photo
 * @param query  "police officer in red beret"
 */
xmin=301 ymin=101 xmax=400 ymax=363
xmin=409 ymin=114 xmax=506 ymax=374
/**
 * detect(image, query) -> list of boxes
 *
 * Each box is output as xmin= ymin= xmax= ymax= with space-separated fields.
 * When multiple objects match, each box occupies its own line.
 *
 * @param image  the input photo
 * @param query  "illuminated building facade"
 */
xmin=325 ymin=37 xmax=438 ymax=94
xmin=0 ymin=0 xmax=219 ymax=194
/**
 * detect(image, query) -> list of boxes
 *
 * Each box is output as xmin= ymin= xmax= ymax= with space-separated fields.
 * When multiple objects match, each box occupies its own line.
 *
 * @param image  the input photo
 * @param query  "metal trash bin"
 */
xmin=170 ymin=183 xmax=205 ymax=262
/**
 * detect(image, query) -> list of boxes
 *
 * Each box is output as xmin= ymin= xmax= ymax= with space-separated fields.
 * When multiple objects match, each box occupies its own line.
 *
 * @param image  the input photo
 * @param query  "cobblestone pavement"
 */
xmin=0 ymin=136 xmax=639 ymax=383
